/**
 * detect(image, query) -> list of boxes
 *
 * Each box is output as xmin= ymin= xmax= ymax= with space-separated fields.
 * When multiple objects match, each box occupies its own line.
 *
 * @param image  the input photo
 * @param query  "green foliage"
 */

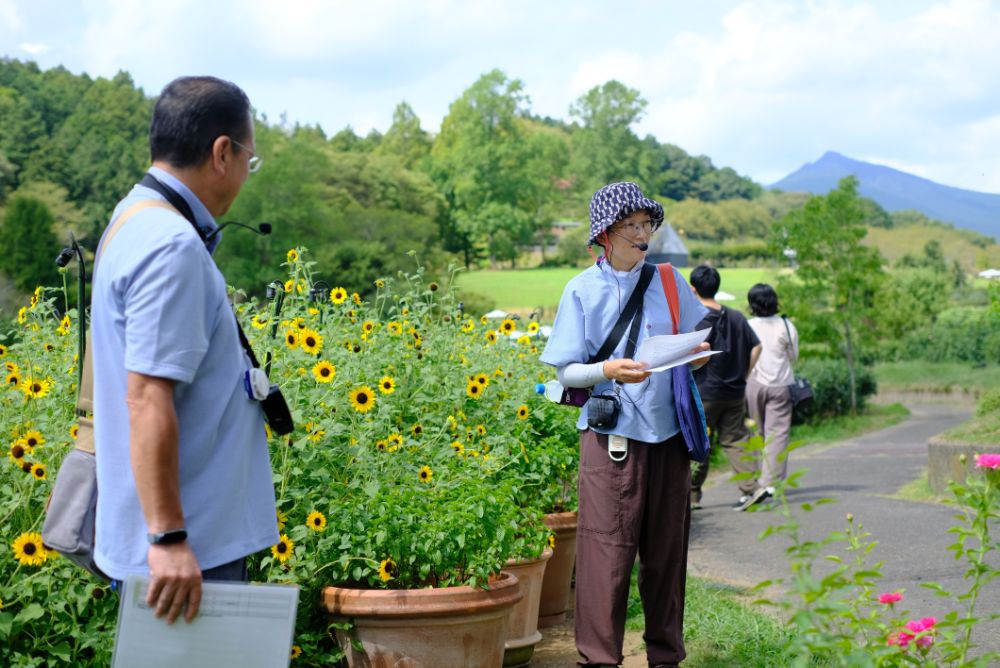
xmin=896 ymin=306 xmax=1000 ymax=365
xmin=795 ymin=358 xmax=878 ymax=420
xmin=374 ymin=101 xmax=432 ymax=169
xmin=0 ymin=196 xmax=61 ymax=291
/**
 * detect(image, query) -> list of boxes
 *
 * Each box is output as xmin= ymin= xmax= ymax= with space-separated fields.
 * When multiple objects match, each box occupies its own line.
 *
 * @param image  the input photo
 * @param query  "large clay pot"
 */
xmin=537 ymin=511 xmax=578 ymax=629
xmin=502 ymin=547 xmax=553 ymax=667
xmin=322 ymin=571 xmax=522 ymax=668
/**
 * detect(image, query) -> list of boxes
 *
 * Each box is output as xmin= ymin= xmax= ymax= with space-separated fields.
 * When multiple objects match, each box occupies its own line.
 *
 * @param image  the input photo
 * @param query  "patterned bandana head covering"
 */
xmin=588 ymin=182 xmax=664 ymax=245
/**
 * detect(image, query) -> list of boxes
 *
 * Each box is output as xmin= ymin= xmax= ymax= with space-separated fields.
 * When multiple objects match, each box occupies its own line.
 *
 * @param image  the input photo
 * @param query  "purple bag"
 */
xmin=559 ymin=386 xmax=591 ymax=407
xmin=671 ymin=364 xmax=711 ymax=463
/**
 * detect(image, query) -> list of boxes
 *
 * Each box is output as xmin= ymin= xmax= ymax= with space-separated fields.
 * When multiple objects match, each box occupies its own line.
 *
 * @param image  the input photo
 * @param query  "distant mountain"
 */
xmin=770 ymin=151 xmax=999 ymax=240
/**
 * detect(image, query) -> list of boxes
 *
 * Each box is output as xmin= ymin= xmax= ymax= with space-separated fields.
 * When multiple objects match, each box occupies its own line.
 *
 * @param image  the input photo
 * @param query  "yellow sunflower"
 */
xmin=23 ymin=430 xmax=44 ymax=448
xmin=362 ymin=321 xmax=375 ymax=334
xmin=20 ymin=377 xmax=51 ymax=399
xmin=286 ymin=248 xmax=299 ymax=263
xmin=276 ymin=509 xmax=288 ymax=530
xmin=283 ymin=329 xmax=299 ymax=349
xmin=485 ymin=330 xmax=498 ymax=344
xmin=548 ymin=534 xmax=556 ymax=550
xmin=12 ymin=532 xmax=48 ymax=566
xmin=8 ymin=441 xmax=28 ymax=462
xmin=374 ymin=279 xmax=386 ymax=289
xmin=517 ymin=335 xmax=531 ymax=346
xmin=290 ymin=645 xmax=302 ymax=660
xmin=271 ymin=534 xmax=294 ymax=562
xmin=475 ymin=373 xmax=489 ymax=386
xmin=378 ymin=376 xmax=396 ymax=395
xmin=466 ymin=381 xmax=483 ymax=399
xmin=418 ymin=465 xmax=433 ymax=483
xmin=0 ymin=344 xmax=6 ymax=356
xmin=250 ymin=314 xmax=268 ymax=330
xmin=386 ymin=321 xmax=402 ymax=336
xmin=461 ymin=319 xmax=475 ymax=333
xmin=352 ymin=292 xmax=362 ymax=305
xmin=475 ymin=424 xmax=487 ymax=436
xmin=59 ymin=314 xmax=72 ymax=335
xmin=500 ymin=318 xmax=516 ymax=334
xmin=17 ymin=307 xmax=27 ymax=324
xmin=349 ymin=386 xmax=376 ymax=413
xmin=299 ymin=328 xmax=323 ymax=355
xmin=30 ymin=463 xmax=45 ymax=480
xmin=306 ymin=511 xmax=327 ymax=532
xmin=411 ymin=423 xmax=423 ymax=438
xmin=70 ymin=424 xmax=79 ymax=440
xmin=527 ymin=321 xmax=540 ymax=334
xmin=312 ymin=360 xmax=336 ymax=383
xmin=329 ymin=287 xmax=348 ymax=304
xmin=377 ymin=557 xmax=397 ymax=582
xmin=516 ymin=404 xmax=530 ymax=420
xmin=4 ymin=360 xmax=17 ymax=373
xmin=283 ymin=279 xmax=295 ymax=294
xmin=451 ymin=441 xmax=465 ymax=456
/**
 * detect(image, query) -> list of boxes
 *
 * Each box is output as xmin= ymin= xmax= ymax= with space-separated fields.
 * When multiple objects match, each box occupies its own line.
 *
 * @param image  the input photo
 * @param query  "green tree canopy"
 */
xmin=0 ymin=195 xmax=61 ymax=291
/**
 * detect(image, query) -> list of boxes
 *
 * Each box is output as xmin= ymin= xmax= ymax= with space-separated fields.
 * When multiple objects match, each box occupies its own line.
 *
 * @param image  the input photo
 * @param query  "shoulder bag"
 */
xmin=782 ymin=316 xmax=813 ymax=408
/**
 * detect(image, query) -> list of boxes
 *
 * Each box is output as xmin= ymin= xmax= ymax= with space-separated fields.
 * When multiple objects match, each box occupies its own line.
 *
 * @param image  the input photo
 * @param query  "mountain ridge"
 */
xmin=770 ymin=151 xmax=999 ymax=240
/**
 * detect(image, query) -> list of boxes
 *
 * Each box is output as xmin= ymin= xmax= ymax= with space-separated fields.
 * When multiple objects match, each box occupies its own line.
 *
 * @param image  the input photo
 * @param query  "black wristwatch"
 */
xmin=147 ymin=529 xmax=188 ymax=545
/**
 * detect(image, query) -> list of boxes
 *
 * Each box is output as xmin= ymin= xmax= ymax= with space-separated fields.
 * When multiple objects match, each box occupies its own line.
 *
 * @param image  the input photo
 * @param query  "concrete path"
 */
xmin=688 ymin=400 xmax=1000 ymax=656
xmin=532 ymin=401 xmax=999 ymax=666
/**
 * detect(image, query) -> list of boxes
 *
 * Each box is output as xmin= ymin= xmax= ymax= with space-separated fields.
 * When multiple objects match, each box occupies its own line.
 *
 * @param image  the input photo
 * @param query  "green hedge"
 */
xmin=795 ymin=358 xmax=878 ymax=420
xmin=888 ymin=306 xmax=1000 ymax=365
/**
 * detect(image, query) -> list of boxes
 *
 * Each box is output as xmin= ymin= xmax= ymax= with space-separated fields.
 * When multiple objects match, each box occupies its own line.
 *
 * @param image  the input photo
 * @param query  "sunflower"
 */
xmin=250 ymin=314 xmax=268 ymax=330
xmin=377 ymin=557 xmax=397 ymax=582
xmin=17 ymin=307 xmax=27 ymax=324
xmin=516 ymin=404 xmax=530 ymax=420
xmin=548 ymin=534 xmax=556 ymax=550
xmin=30 ymin=463 xmax=45 ymax=480
xmin=8 ymin=441 xmax=28 ymax=462
xmin=349 ymin=386 xmax=376 ymax=413
xmin=401 ymin=307 xmax=410 ymax=316
xmin=12 ymin=532 xmax=48 ymax=566
xmin=7 ymin=372 xmax=20 ymax=388
xmin=0 ymin=344 xmax=6 ymax=356
xmin=312 ymin=360 xmax=336 ymax=383
xmin=20 ymin=377 xmax=51 ymax=399
xmin=283 ymin=279 xmax=295 ymax=294
xmin=290 ymin=645 xmax=302 ymax=660
xmin=271 ymin=534 xmax=294 ymax=563
xmin=23 ymin=430 xmax=44 ymax=448
xmin=374 ymin=279 xmax=386 ymax=289
xmin=362 ymin=320 xmax=375 ymax=334
xmin=527 ymin=321 xmax=540 ymax=334
xmin=500 ymin=319 xmax=516 ymax=334
xmin=276 ymin=509 xmax=288 ymax=530
xmin=466 ymin=381 xmax=483 ymax=399
xmin=451 ymin=441 xmax=464 ymax=456
xmin=375 ymin=439 xmax=388 ymax=452
xmin=418 ymin=465 xmax=433 ymax=483
xmin=475 ymin=424 xmax=487 ymax=436
xmin=475 ymin=373 xmax=489 ymax=387
xmin=352 ymin=292 xmax=362 ymax=305
xmin=485 ymin=330 xmax=498 ymax=344
xmin=461 ymin=319 xmax=475 ymax=333
xmin=4 ymin=360 xmax=17 ymax=373
xmin=283 ymin=330 xmax=299 ymax=349
xmin=517 ymin=335 xmax=531 ymax=346
xmin=286 ymin=248 xmax=299 ymax=263
xmin=387 ymin=433 xmax=403 ymax=451
xmin=411 ymin=423 xmax=423 ymax=438
xmin=299 ymin=328 xmax=323 ymax=355
xmin=58 ymin=314 xmax=72 ymax=335
xmin=306 ymin=511 xmax=327 ymax=532
xmin=378 ymin=375 xmax=396 ymax=394
xmin=329 ymin=287 xmax=348 ymax=304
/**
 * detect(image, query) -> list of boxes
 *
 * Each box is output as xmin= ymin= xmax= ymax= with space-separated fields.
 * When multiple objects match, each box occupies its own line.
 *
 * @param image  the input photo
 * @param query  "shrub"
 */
xmin=897 ymin=306 xmax=1000 ymax=365
xmin=795 ymin=358 xmax=877 ymax=419
xmin=976 ymin=388 xmax=1000 ymax=418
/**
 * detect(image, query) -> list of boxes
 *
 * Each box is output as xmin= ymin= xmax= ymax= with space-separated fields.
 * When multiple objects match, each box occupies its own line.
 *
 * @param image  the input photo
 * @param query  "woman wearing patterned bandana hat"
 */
xmin=540 ymin=182 xmax=710 ymax=667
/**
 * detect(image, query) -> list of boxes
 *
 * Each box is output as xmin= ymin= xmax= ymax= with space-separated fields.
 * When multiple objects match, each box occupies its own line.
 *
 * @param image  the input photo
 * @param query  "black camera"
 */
xmin=260 ymin=384 xmax=294 ymax=435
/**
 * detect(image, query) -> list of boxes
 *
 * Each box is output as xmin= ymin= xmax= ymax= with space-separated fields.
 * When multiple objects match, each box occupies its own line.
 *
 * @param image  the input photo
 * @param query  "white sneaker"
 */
xmin=736 ymin=486 xmax=771 ymax=512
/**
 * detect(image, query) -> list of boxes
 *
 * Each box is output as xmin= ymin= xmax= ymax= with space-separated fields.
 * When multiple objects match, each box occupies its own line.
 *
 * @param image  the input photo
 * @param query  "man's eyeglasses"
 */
xmin=613 ymin=219 xmax=654 ymax=236
xmin=231 ymin=139 xmax=263 ymax=173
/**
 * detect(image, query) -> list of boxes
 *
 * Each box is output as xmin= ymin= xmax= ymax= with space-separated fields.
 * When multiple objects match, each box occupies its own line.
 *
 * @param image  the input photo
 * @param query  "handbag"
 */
xmin=782 ymin=317 xmax=813 ymax=408
xmin=657 ymin=263 xmax=711 ymax=463
xmin=560 ymin=263 xmax=655 ymax=408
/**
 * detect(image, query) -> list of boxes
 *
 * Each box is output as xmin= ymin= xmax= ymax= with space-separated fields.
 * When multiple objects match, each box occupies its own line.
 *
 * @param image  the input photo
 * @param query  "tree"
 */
xmin=568 ymin=81 xmax=646 ymax=191
xmin=376 ymin=102 xmax=432 ymax=169
xmin=0 ymin=195 xmax=61 ymax=291
xmin=772 ymin=176 xmax=884 ymax=414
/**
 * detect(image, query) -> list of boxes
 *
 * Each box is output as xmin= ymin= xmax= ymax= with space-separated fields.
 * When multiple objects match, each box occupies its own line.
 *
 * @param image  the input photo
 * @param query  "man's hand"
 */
xmin=689 ymin=342 xmax=712 ymax=369
xmin=603 ymin=358 xmax=651 ymax=383
xmin=146 ymin=542 xmax=202 ymax=624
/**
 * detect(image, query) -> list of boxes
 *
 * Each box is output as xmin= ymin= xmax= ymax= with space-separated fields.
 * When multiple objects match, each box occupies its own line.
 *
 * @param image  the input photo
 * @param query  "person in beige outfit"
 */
xmin=740 ymin=283 xmax=798 ymax=510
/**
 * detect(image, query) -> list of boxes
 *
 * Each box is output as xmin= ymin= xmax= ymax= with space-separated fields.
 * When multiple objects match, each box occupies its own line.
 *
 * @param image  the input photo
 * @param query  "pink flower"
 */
xmin=878 ymin=592 xmax=903 ymax=604
xmin=903 ymin=617 xmax=937 ymax=649
xmin=974 ymin=453 xmax=1000 ymax=470
xmin=888 ymin=631 xmax=913 ymax=648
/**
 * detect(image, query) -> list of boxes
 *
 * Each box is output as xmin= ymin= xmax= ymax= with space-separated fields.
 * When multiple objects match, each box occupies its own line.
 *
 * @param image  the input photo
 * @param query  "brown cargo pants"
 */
xmin=575 ymin=429 xmax=691 ymax=667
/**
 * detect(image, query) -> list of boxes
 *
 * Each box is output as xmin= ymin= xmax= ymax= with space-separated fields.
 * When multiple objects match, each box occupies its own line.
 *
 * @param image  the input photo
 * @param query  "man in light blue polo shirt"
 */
xmin=91 ymin=76 xmax=277 ymax=624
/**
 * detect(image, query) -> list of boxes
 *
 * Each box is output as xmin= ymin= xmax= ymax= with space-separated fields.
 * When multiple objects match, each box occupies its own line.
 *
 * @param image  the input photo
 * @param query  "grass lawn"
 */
xmin=874 ymin=361 xmax=1000 ymax=394
xmin=453 ymin=266 xmax=780 ymax=319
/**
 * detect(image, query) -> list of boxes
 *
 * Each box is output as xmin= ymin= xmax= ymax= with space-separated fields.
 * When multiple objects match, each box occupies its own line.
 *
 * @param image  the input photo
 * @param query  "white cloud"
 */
xmin=19 ymin=42 xmax=48 ymax=55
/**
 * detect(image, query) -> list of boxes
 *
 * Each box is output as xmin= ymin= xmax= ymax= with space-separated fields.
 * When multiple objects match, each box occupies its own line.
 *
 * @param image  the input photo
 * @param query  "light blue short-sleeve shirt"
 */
xmin=91 ymin=170 xmax=278 ymax=580
xmin=540 ymin=261 xmax=707 ymax=443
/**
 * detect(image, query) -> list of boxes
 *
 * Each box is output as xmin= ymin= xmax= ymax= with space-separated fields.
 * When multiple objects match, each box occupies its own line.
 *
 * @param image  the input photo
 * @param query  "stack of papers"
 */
xmin=637 ymin=329 xmax=721 ymax=372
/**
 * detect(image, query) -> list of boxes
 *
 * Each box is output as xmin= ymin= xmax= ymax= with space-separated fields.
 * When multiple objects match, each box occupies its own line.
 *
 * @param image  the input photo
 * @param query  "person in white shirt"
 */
xmin=741 ymin=283 xmax=799 ymax=510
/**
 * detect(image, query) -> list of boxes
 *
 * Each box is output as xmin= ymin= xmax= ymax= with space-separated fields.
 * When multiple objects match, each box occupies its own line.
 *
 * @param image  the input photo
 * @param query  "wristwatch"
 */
xmin=147 ymin=529 xmax=188 ymax=545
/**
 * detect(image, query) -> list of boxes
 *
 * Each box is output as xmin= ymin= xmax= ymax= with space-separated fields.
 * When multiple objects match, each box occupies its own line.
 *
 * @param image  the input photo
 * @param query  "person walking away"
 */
xmin=688 ymin=265 xmax=761 ymax=510
xmin=740 ymin=283 xmax=799 ymax=510
xmin=91 ymin=76 xmax=278 ymax=625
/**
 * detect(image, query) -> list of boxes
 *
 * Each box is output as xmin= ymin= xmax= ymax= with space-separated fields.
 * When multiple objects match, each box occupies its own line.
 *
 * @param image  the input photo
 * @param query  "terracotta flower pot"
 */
xmin=322 ymin=571 xmax=522 ymax=668
xmin=538 ymin=511 xmax=578 ymax=629
xmin=502 ymin=547 xmax=553 ymax=667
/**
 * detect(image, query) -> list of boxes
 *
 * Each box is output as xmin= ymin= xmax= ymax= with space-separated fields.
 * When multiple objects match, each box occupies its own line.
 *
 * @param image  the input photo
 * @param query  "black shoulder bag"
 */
xmin=782 ymin=316 xmax=813 ymax=410
xmin=577 ymin=264 xmax=655 ymax=430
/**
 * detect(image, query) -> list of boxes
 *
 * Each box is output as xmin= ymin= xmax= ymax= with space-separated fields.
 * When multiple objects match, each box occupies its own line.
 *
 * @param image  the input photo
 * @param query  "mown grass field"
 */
xmin=454 ymin=266 xmax=781 ymax=319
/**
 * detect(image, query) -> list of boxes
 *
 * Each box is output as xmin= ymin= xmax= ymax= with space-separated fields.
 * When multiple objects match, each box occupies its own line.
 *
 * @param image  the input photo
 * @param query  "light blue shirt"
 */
xmin=91 ymin=170 xmax=278 ymax=580
xmin=540 ymin=261 xmax=708 ymax=443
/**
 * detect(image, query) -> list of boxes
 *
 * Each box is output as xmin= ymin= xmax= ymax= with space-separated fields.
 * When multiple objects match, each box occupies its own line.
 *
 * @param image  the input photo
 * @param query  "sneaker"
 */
xmin=736 ymin=486 xmax=771 ymax=512
xmin=691 ymin=500 xmax=703 ymax=510
xmin=731 ymin=494 xmax=750 ymax=510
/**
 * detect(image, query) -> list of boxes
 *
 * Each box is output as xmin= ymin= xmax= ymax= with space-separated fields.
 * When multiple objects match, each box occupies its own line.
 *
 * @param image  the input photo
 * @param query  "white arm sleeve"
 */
xmin=557 ymin=362 xmax=608 ymax=388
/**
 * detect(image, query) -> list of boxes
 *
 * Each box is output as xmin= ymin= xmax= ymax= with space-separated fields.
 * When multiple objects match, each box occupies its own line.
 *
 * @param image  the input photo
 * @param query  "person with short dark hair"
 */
xmin=91 ymin=76 xmax=276 ymax=625
xmin=689 ymin=266 xmax=761 ymax=510
xmin=741 ymin=283 xmax=799 ymax=509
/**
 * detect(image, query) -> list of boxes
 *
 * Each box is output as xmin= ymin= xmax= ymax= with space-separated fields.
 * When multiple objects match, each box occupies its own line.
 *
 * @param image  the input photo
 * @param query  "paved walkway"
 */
xmin=532 ymin=401 xmax=999 ymax=665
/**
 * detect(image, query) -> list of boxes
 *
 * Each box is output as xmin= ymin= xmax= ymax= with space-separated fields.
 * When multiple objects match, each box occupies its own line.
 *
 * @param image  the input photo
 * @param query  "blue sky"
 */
xmin=3 ymin=0 xmax=1000 ymax=194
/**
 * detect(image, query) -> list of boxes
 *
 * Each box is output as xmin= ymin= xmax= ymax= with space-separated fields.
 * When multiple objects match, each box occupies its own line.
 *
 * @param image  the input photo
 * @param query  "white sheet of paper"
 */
xmin=112 ymin=575 xmax=299 ymax=668
xmin=637 ymin=329 xmax=722 ymax=372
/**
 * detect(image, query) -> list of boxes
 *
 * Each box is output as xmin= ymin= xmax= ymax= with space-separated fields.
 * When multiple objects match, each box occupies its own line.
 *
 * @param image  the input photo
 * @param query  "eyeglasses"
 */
xmin=231 ymin=139 xmax=263 ymax=173
xmin=612 ymin=219 xmax=654 ymax=236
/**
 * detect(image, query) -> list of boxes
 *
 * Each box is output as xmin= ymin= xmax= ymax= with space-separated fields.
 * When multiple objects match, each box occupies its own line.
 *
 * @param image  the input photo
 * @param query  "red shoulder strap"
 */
xmin=657 ymin=263 xmax=680 ymax=334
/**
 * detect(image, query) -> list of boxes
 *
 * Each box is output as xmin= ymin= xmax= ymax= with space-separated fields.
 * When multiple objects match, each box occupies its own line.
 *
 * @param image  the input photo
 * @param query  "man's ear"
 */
xmin=209 ymin=135 xmax=231 ymax=175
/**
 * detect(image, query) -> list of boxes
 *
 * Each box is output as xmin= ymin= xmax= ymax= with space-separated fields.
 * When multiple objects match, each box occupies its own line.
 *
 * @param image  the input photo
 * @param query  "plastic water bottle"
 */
xmin=536 ymin=380 xmax=564 ymax=403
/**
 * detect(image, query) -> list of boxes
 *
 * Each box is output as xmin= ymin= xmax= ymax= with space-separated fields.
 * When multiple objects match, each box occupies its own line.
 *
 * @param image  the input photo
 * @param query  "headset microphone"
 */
xmin=611 ymin=230 xmax=649 ymax=252
xmin=205 ymin=221 xmax=272 ymax=242
xmin=634 ymin=242 xmax=649 ymax=251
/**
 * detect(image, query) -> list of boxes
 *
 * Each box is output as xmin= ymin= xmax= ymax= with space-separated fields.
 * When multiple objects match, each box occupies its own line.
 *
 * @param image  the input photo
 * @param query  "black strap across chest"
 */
xmin=588 ymin=262 xmax=655 ymax=366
